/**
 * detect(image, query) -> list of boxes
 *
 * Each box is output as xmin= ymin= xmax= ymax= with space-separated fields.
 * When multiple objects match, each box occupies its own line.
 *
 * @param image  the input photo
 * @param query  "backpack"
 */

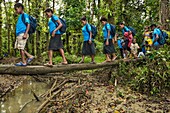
xmin=86 ymin=24 xmax=97 ymax=39
xmin=124 ymin=26 xmax=136 ymax=37
xmin=51 ymin=16 xmax=67 ymax=34
xmin=22 ymin=13 xmax=37 ymax=34
xmin=105 ymin=24 xmax=116 ymax=38
xmin=158 ymin=30 xmax=168 ymax=45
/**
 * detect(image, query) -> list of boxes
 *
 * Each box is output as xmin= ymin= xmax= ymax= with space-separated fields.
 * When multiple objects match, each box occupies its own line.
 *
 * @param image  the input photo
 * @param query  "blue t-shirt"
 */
xmin=122 ymin=26 xmax=130 ymax=35
xmin=82 ymin=24 xmax=92 ymax=41
xmin=117 ymin=39 xmax=123 ymax=48
xmin=16 ymin=13 xmax=30 ymax=36
xmin=48 ymin=15 xmax=61 ymax=35
xmin=152 ymin=28 xmax=161 ymax=46
xmin=103 ymin=23 xmax=112 ymax=40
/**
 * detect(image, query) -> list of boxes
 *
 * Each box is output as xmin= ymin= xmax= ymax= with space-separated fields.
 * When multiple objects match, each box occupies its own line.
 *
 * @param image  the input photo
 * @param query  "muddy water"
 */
xmin=0 ymin=77 xmax=48 ymax=113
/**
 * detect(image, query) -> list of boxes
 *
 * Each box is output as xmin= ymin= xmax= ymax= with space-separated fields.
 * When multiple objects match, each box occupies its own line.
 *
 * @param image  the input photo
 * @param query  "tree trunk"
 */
xmin=3 ymin=1 xmax=11 ymax=56
xmin=159 ymin=0 xmax=169 ymax=30
xmin=0 ymin=1 xmax=2 ymax=57
xmin=53 ymin=0 xmax=55 ymax=11
xmin=66 ymin=32 xmax=71 ymax=54
xmin=0 ymin=59 xmax=144 ymax=75
xmin=107 ymin=0 xmax=114 ymax=24
xmin=35 ymin=1 xmax=41 ymax=57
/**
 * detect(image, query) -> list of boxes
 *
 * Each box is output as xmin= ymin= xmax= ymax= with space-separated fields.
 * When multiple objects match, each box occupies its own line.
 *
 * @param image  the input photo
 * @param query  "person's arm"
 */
xmin=114 ymin=34 xmax=118 ymax=42
xmin=87 ymin=24 xmax=92 ymax=40
xmin=106 ymin=24 xmax=111 ymax=45
xmin=124 ymin=26 xmax=132 ymax=35
xmin=153 ymin=34 xmax=159 ymax=44
xmin=53 ymin=19 xmax=63 ymax=33
xmin=129 ymin=30 xmax=132 ymax=35
xmin=23 ymin=14 xmax=30 ymax=39
xmin=89 ymin=32 xmax=92 ymax=40
xmin=52 ymin=16 xmax=63 ymax=37
xmin=107 ymin=30 xmax=111 ymax=40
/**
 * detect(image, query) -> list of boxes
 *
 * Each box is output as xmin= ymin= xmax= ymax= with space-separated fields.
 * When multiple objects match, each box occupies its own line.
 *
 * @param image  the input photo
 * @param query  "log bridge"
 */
xmin=0 ymin=59 xmax=144 ymax=75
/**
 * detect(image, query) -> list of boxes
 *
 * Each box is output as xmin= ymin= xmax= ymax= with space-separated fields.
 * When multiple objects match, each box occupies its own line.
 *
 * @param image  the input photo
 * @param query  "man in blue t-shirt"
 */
xmin=14 ymin=3 xmax=34 ymax=66
xmin=150 ymin=24 xmax=161 ymax=49
xmin=44 ymin=8 xmax=67 ymax=66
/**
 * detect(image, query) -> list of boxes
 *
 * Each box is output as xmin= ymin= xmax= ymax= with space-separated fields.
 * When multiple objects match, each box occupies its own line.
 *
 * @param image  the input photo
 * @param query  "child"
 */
xmin=130 ymin=38 xmax=140 ymax=59
xmin=143 ymin=26 xmax=151 ymax=42
xmin=122 ymin=32 xmax=133 ymax=59
xmin=115 ymin=34 xmax=124 ymax=58
xmin=14 ymin=3 xmax=34 ymax=66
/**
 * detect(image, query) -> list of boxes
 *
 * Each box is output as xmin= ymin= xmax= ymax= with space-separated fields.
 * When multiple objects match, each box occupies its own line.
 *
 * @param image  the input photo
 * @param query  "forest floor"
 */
xmin=40 ymin=70 xmax=170 ymax=113
xmin=0 ymin=58 xmax=170 ymax=113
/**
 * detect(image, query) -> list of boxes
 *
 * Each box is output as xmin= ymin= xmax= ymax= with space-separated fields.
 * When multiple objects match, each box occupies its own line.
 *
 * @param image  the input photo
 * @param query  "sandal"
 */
xmin=15 ymin=62 xmax=27 ymax=66
xmin=60 ymin=62 xmax=68 ymax=65
xmin=102 ymin=60 xmax=111 ymax=63
xmin=27 ymin=56 xmax=34 ymax=64
xmin=90 ymin=61 xmax=96 ymax=64
xmin=44 ymin=63 xmax=53 ymax=67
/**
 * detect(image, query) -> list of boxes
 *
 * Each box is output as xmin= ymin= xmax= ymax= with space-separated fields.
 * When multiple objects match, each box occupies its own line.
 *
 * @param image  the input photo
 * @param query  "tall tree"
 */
xmin=159 ymin=0 xmax=169 ymax=29
xmin=0 ymin=0 xmax=2 ymax=57
xmin=3 ymin=0 xmax=11 ymax=56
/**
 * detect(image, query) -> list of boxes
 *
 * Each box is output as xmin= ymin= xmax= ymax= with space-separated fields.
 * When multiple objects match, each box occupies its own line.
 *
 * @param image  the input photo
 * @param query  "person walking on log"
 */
xmin=100 ymin=17 xmax=117 ymax=62
xmin=14 ymin=3 xmax=34 ymax=66
xmin=44 ymin=8 xmax=67 ymax=67
xmin=118 ymin=22 xmax=133 ymax=52
xmin=79 ymin=16 xmax=96 ymax=64
xmin=150 ymin=24 xmax=162 ymax=50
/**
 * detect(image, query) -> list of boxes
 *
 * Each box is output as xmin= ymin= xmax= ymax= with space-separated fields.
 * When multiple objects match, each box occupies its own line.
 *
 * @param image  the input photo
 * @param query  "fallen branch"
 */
xmin=36 ymin=89 xmax=62 ymax=113
xmin=0 ymin=59 xmax=145 ymax=75
xmin=42 ymin=79 xmax=78 ymax=98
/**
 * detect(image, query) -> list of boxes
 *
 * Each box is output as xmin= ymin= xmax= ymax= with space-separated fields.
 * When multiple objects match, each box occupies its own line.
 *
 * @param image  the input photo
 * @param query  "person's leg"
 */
xmin=91 ymin=55 xmax=95 ymax=62
xmin=105 ymin=54 xmax=111 ymax=62
xmin=111 ymin=53 xmax=117 ymax=61
xmin=120 ymin=48 xmax=124 ymax=58
xmin=48 ymin=50 xmax=53 ymax=65
xmin=59 ymin=48 xmax=67 ymax=63
xmin=79 ymin=55 xmax=85 ymax=63
xmin=124 ymin=50 xmax=128 ymax=59
xmin=138 ymin=52 xmax=145 ymax=58
xmin=20 ymin=49 xmax=26 ymax=64
xmin=24 ymin=50 xmax=34 ymax=58
xmin=133 ymin=53 xmax=138 ymax=59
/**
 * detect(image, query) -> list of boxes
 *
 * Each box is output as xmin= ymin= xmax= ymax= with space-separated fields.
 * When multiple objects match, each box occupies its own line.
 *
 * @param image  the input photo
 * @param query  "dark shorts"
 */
xmin=120 ymin=48 xmax=124 ymax=58
xmin=103 ymin=39 xmax=115 ymax=54
xmin=48 ymin=34 xmax=63 ymax=51
xmin=82 ymin=41 xmax=96 ymax=56
xmin=123 ymin=39 xmax=131 ymax=51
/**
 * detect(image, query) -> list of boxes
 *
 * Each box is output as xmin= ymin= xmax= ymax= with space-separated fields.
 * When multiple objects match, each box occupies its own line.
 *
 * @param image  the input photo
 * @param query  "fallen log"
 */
xmin=0 ymin=59 xmax=145 ymax=75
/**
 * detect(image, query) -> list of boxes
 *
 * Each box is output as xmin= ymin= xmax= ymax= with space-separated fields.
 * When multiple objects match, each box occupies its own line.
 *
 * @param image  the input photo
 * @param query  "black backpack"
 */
xmin=86 ymin=24 xmax=97 ymax=39
xmin=51 ymin=16 xmax=67 ymax=34
xmin=22 ymin=13 xmax=37 ymax=34
xmin=105 ymin=24 xmax=116 ymax=38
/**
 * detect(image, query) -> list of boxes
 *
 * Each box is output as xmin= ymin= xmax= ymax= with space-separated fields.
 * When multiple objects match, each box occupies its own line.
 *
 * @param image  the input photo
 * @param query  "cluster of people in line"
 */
xmin=14 ymin=3 xmax=168 ymax=67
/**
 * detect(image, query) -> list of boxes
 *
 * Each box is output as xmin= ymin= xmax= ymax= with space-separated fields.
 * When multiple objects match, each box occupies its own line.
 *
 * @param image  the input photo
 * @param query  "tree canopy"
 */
xmin=0 ymin=0 xmax=169 ymax=57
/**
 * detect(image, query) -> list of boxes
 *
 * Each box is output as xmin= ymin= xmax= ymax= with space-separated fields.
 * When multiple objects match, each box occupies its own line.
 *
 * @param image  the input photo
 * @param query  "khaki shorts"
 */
xmin=15 ymin=33 xmax=29 ymax=50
